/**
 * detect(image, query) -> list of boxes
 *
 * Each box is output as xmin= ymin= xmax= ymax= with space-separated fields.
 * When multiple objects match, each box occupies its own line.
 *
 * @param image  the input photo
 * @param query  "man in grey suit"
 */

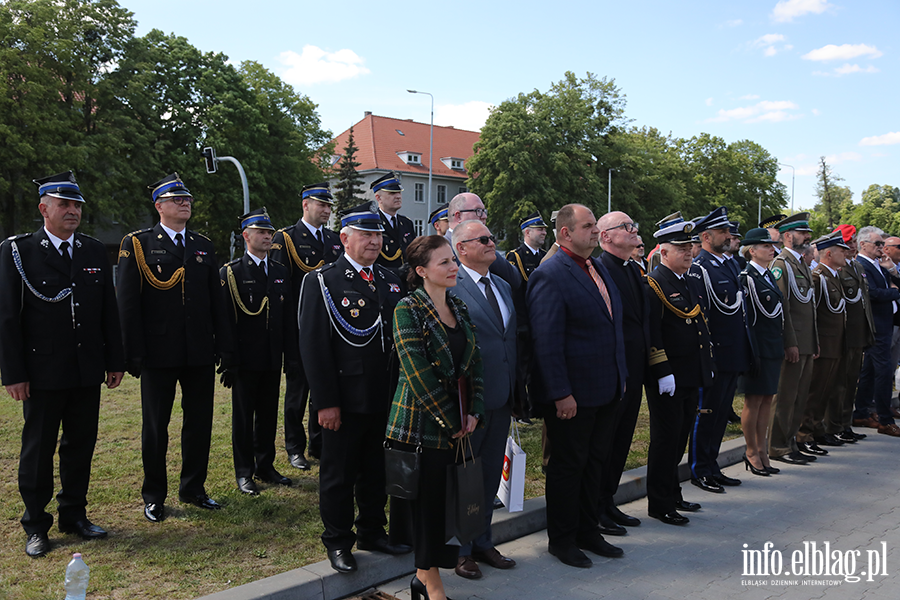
xmin=450 ymin=220 xmax=518 ymax=580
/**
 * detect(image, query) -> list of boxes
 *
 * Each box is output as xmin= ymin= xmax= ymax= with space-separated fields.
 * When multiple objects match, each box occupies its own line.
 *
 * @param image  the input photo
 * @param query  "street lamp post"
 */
xmin=778 ymin=163 xmax=795 ymax=214
xmin=407 ymin=90 xmax=434 ymax=217
xmin=608 ymin=168 xmax=616 ymax=214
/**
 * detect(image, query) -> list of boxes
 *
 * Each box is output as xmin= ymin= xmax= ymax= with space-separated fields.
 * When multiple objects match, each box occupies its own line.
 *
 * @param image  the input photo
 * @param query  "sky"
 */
xmin=117 ymin=0 xmax=898 ymax=215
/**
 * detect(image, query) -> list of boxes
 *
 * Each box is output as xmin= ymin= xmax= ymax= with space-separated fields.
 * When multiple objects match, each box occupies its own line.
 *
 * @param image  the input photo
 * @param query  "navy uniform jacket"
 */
xmin=270 ymin=219 xmax=343 ymax=315
xmin=0 ymin=229 xmax=124 ymax=389
xmin=298 ymin=255 xmax=405 ymax=414
xmin=740 ymin=264 xmax=784 ymax=361
xmin=857 ymin=256 xmax=900 ymax=339
xmin=117 ymin=224 xmax=232 ymax=368
xmin=219 ymin=254 xmax=299 ymax=371
xmin=506 ymin=244 xmax=546 ymax=283
xmin=376 ymin=212 xmax=416 ymax=272
xmin=694 ymin=249 xmax=750 ymax=373
xmin=647 ymin=264 xmax=715 ymax=389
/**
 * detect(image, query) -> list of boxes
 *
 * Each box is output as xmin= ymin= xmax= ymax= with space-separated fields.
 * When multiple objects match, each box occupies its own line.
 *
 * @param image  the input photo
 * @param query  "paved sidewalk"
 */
xmin=377 ymin=432 xmax=900 ymax=600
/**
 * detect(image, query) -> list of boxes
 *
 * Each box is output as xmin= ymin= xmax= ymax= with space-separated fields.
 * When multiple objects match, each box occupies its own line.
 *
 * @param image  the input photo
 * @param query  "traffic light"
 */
xmin=202 ymin=147 xmax=217 ymax=174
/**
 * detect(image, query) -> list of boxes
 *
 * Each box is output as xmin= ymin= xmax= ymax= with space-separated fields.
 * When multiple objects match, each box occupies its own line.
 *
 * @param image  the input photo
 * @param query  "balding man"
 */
xmin=446 ymin=193 xmax=521 ymax=291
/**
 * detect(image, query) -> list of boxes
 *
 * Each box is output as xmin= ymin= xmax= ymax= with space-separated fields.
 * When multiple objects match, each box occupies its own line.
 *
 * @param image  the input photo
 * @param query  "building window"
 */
xmin=458 ymin=187 xmax=467 ymax=195
xmin=413 ymin=219 xmax=424 ymax=236
xmin=415 ymin=183 xmax=424 ymax=202
xmin=408 ymin=154 xmax=420 ymax=164
xmin=437 ymin=185 xmax=446 ymax=203
xmin=451 ymin=159 xmax=464 ymax=169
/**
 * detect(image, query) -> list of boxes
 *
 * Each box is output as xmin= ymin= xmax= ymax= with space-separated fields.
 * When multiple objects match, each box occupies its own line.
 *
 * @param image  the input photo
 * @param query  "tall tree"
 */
xmin=333 ymin=127 xmax=364 ymax=215
xmin=842 ymin=184 xmax=900 ymax=234
xmin=815 ymin=157 xmax=844 ymax=231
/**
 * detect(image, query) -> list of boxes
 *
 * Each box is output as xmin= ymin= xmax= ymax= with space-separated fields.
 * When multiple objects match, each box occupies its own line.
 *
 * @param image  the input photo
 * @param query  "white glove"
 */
xmin=657 ymin=375 xmax=676 ymax=396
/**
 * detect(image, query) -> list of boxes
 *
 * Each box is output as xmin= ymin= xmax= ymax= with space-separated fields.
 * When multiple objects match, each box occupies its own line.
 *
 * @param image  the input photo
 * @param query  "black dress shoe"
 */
xmin=712 ymin=473 xmax=742 ymax=486
xmin=833 ymin=431 xmax=857 ymax=444
xmin=548 ymin=543 xmax=592 ymax=568
xmin=691 ymin=476 xmax=725 ymax=493
xmin=847 ymin=429 xmax=866 ymax=440
xmin=675 ymin=500 xmax=701 ymax=512
xmin=765 ymin=465 xmax=780 ymax=474
xmin=607 ymin=505 xmax=641 ymax=527
xmin=256 ymin=469 xmax=292 ymax=486
xmin=327 ymin=548 xmax=357 ymax=573
xmin=59 ymin=518 xmax=107 ymax=539
xmin=25 ymin=532 xmax=50 ymax=557
xmin=289 ymin=453 xmax=311 ymax=470
xmin=799 ymin=441 xmax=827 ymax=456
xmin=577 ymin=536 xmax=624 ymax=558
xmin=648 ymin=510 xmax=689 ymax=525
xmin=493 ymin=497 xmax=504 ymax=510
xmin=179 ymin=494 xmax=222 ymax=510
xmin=357 ymin=536 xmax=412 ymax=555
xmin=815 ymin=434 xmax=844 ymax=447
xmin=144 ymin=502 xmax=165 ymax=522
xmin=237 ymin=477 xmax=259 ymax=495
xmin=598 ymin=513 xmax=627 ymax=536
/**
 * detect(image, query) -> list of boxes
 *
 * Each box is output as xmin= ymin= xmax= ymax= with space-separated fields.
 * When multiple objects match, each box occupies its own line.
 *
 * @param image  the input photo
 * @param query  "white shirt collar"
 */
xmin=159 ymin=222 xmax=186 ymax=244
xmin=822 ymin=263 xmax=838 ymax=277
xmin=344 ymin=254 xmax=369 ymax=274
xmin=43 ymin=227 xmax=73 ymax=252
xmin=301 ymin=218 xmax=323 ymax=239
xmin=750 ymin=261 xmax=769 ymax=276
xmin=461 ymin=262 xmax=489 ymax=283
xmin=857 ymin=253 xmax=879 ymax=269
xmin=247 ymin=253 xmax=267 ymax=269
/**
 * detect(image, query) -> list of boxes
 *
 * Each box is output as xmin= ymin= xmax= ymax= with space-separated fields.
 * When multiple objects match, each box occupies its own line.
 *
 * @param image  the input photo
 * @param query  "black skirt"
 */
xmin=744 ymin=357 xmax=782 ymax=396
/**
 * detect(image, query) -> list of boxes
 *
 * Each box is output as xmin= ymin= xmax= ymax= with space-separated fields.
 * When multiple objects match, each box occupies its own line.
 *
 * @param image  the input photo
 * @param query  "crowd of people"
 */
xmin=2 ymin=169 xmax=896 ymax=600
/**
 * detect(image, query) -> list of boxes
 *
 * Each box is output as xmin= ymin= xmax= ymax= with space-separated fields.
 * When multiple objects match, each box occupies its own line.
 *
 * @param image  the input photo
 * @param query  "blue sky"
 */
xmin=119 ymin=0 xmax=897 ymax=214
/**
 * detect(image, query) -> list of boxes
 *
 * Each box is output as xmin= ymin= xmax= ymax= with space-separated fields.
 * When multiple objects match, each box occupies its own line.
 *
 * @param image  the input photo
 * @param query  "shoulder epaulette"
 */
xmin=270 ymin=258 xmax=286 ymax=268
xmin=226 ymin=258 xmax=240 ymax=266
xmin=6 ymin=232 xmax=32 ymax=241
xmin=190 ymin=230 xmax=211 ymax=241
xmin=318 ymin=262 xmax=337 ymax=273
xmin=76 ymin=232 xmax=101 ymax=243
xmin=127 ymin=228 xmax=152 ymax=238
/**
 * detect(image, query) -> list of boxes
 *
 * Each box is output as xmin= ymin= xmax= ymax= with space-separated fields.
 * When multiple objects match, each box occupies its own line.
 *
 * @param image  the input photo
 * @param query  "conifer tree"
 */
xmin=333 ymin=127 xmax=364 ymax=214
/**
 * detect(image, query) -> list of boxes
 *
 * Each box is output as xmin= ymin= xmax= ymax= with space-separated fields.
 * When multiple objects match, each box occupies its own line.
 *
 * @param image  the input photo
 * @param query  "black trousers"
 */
xmin=599 ymin=366 xmax=645 ymax=508
xmin=232 ymin=368 xmax=280 ymax=479
xmin=690 ymin=371 xmax=739 ymax=479
xmin=541 ymin=402 xmax=616 ymax=547
xmin=283 ymin=368 xmax=321 ymax=458
xmin=319 ymin=412 xmax=388 ymax=551
xmin=141 ymin=365 xmax=214 ymax=504
xmin=647 ymin=386 xmax=698 ymax=514
xmin=19 ymin=386 xmax=100 ymax=535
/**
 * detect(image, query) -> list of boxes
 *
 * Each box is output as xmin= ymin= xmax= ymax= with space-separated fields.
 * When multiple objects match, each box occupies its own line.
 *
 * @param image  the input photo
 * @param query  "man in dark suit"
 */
xmin=117 ymin=173 xmax=232 ymax=523
xmin=528 ymin=203 xmax=627 ymax=569
xmin=645 ymin=213 xmax=715 ymax=526
xmin=219 ymin=208 xmax=298 ymax=495
xmin=298 ymin=202 xmax=410 ymax=574
xmin=852 ymin=226 xmax=900 ymax=436
xmin=450 ymin=220 xmax=518 ymax=579
xmin=689 ymin=207 xmax=749 ymax=494
xmin=597 ymin=211 xmax=649 ymax=534
xmin=0 ymin=171 xmax=124 ymax=557
xmin=372 ymin=172 xmax=416 ymax=274
xmin=270 ymin=182 xmax=343 ymax=469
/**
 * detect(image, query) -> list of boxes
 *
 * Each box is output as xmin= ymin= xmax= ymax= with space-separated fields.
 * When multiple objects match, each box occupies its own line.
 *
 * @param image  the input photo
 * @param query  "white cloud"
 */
xmin=834 ymin=63 xmax=880 ymax=75
xmin=751 ymin=33 xmax=791 ymax=56
xmin=771 ymin=0 xmax=832 ymax=23
xmin=435 ymin=101 xmax=494 ymax=132
xmin=707 ymin=99 xmax=801 ymax=123
xmin=705 ymin=97 xmax=714 ymax=106
xmin=802 ymin=43 xmax=883 ymax=61
xmin=812 ymin=108 xmax=821 ymax=116
xmin=859 ymin=132 xmax=900 ymax=146
xmin=277 ymin=45 xmax=370 ymax=86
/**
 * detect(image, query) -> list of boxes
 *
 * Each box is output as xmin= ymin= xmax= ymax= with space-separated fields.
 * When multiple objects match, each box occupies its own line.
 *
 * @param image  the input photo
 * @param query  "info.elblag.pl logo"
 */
xmin=742 ymin=541 xmax=889 ymax=584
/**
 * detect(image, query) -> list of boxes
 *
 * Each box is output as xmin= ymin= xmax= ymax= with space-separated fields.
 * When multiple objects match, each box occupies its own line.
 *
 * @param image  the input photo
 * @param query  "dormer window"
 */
xmin=397 ymin=151 xmax=422 ymax=165
xmin=440 ymin=157 xmax=465 ymax=171
xmin=451 ymin=159 xmax=463 ymax=169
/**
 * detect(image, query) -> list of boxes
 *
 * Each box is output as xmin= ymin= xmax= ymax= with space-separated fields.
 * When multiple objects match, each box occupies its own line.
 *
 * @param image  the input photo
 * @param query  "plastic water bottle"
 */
xmin=64 ymin=553 xmax=90 ymax=600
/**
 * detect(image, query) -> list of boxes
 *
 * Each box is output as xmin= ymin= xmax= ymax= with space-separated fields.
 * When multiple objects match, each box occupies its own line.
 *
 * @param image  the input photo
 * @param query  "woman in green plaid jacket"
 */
xmin=386 ymin=235 xmax=484 ymax=600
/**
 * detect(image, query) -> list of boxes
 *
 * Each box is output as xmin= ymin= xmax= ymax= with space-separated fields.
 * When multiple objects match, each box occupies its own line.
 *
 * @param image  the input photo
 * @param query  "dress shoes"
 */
xmin=144 ymin=502 xmax=165 ymax=522
xmin=356 ymin=536 xmax=412 ymax=555
xmin=691 ymin=476 xmax=725 ymax=494
xmin=179 ymin=494 xmax=222 ymax=510
xmin=493 ymin=497 xmax=504 ymax=510
xmin=472 ymin=546 xmax=516 ymax=569
xmin=576 ymin=536 xmax=624 ymax=558
xmin=790 ymin=450 xmax=815 ymax=461
xmin=712 ymin=473 xmax=742 ymax=486
xmin=547 ymin=543 xmax=592 ymax=568
xmin=59 ymin=518 xmax=107 ymax=539
xmin=799 ymin=441 xmax=828 ymax=456
xmin=877 ymin=423 xmax=900 ymax=437
xmin=598 ymin=512 xmax=627 ymax=536
xmin=25 ymin=532 xmax=50 ymax=557
xmin=455 ymin=555 xmax=483 ymax=579
xmin=648 ymin=510 xmax=689 ymax=525
xmin=834 ymin=431 xmax=857 ymax=444
xmin=853 ymin=416 xmax=880 ymax=429
xmin=765 ymin=465 xmax=780 ymax=474
xmin=675 ymin=500 xmax=701 ymax=512
xmin=607 ymin=505 xmax=640 ymax=527
xmin=237 ymin=477 xmax=260 ymax=495
xmin=255 ymin=469 xmax=292 ymax=486
xmin=815 ymin=434 xmax=844 ymax=447
xmin=847 ymin=429 xmax=867 ymax=440
xmin=892 ymin=407 xmax=900 ymax=419
xmin=289 ymin=453 xmax=311 ymax=470
xmin=327 ymin=548 xmax=357 ymax=574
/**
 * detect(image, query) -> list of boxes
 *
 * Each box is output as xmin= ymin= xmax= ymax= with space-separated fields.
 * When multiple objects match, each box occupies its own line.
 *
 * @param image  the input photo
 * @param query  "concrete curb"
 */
xmin=197 ymin=437 xmax=748 ymax=600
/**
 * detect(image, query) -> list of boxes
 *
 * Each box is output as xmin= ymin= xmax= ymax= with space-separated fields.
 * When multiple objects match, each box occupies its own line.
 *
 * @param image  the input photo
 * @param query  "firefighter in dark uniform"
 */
xmin=429 ymin=203 xmax=450 ymax=237
xmin=298 ymin=201 xmax=411 ymax=574
xmin=270 ymin=182 xmax=342 ymax=469
xmin=645 ymin=212 xmax=715 ymax=526
xmin=506 ymin=211 xmax=548 ymax=282
xmin=0 ymin=171 xmax=124 ymax=557
xmin=219 ymin=208 xmax=298 ymax=495
xmin=117 ymin=173 xmax=232 ymax=523
xmin=372 ymin=172 xmax=415 ymax=274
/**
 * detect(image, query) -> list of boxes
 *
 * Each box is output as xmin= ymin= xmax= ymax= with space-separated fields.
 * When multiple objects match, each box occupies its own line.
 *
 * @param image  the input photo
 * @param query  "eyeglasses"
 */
xmin=866 ymin=240 xmax=886 ymax=247
xmin=458 ymin=208 xmax=487 ymax=218
xmin=885 ymin=244 xmax=900 ymax=248
xmin=169 ymin=196 xmax=194 ymax=206
xmin=604 ymin=221 xmax=639 ymax=234
xmin=460 ymin=235 xmax=496 ymax=246
xmin=637 ymin=244 xmax=644 ymax=248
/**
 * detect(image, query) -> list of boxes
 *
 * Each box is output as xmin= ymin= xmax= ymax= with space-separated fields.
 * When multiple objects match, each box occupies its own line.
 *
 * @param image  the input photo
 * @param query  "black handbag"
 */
xmin=445 ymin=435 xmax=484 ymax=546
xmin=384 ymin=413 xmax=424 ymax=500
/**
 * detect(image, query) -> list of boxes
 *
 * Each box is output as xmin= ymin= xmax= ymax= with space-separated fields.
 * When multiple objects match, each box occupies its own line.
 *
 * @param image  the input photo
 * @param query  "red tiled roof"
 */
xmin=330 ymin=113 xmax=480 ymax=181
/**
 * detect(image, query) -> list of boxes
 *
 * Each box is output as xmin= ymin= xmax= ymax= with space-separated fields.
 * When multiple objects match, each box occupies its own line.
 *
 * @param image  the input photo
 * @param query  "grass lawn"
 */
xmin=0 ymin=377 xmax=745 ymax=599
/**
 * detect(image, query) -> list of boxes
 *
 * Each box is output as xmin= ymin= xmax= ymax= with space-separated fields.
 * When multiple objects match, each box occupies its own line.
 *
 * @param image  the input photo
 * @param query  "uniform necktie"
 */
xmin=257 ymin=260 xmax=267 ymax=281
xmin=175 ymin=232 xmax=184 ymax=249
xmin=59 ymin=241 xmax=72 ymax=270
xmin=480 ymin=276 xmax=504 ymax=324
xmin=586 ymin=260 xmax=613 ymax=319
xmin=316 ymin=229 xmax=323 ymax=245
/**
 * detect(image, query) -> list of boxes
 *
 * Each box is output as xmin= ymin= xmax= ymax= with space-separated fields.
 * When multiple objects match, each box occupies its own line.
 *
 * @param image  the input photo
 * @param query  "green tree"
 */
xmin=332 ymin=126 xmax=364 ymax=215
xmin=815 ymin=157 xmax=844 ymax=231
xmin=810 ymin=185 xmax=853 ymax=237
xmin=843 ymin=184 xmax=900 ymax=234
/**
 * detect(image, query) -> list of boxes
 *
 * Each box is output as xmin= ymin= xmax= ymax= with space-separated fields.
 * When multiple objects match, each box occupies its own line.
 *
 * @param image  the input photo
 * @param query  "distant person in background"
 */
xmin=506 ymin=212 xmax=548 ymax=282
xmin=759 ymin=214 xmax=787 ymax=252
xmin=429 ymin=203 xmax=450 ymax=237
xmin=373 ymin=172 xmax=416 ymax=274
xmin=630 ymin=236 xmax=647 ymax=276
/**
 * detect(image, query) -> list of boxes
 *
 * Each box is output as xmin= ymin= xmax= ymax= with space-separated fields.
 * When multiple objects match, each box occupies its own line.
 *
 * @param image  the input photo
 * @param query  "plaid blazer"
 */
xmin=386 ymin=287 xmax=485 ymax=450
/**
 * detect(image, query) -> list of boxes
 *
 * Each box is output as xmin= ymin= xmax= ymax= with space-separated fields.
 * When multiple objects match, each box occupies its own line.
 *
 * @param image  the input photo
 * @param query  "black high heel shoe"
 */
xmin=764 ymin=464 xmax=780 ymax=474
xmin=743 ymin=453 xmax=770 ymax=476
xmin=411 ymin=575 xmax=453 ymax=600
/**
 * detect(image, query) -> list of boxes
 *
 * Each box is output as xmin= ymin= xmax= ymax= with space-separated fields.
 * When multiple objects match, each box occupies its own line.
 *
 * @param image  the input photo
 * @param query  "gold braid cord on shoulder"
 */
xmin=510 ymin=251 xmax=529 ymax=281
xmin=647 ymin=275 xmax=702 ymax=319
xmin=226 ymin=265 xmax=269 ymax=325
xmin=282 ymin=230 xmax=324 ymax=273
xmin=131 ymin=235 xmax=185 ymax=299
